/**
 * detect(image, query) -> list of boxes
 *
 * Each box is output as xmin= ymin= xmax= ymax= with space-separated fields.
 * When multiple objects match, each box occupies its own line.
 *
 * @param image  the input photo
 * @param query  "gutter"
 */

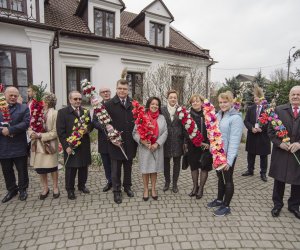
xmin=49 ymin=30 xmax=60 ymax=94
xmin=206 ymin=59 xmax=218 ymax=98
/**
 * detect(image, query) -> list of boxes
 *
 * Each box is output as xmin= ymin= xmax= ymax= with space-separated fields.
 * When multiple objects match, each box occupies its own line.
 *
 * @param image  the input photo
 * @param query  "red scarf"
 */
xmin=147 ymin=110 xmax=159 ymax=143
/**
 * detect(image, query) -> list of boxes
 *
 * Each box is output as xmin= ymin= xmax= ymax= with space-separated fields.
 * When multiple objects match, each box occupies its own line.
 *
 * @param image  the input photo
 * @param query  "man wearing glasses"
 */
xmin=93 ymin=88 xmax=113 ymax=192
xmin=104 ymin=76 xmax=137 ymax=204
xmin=0 ymin=87 xmax=30 ymax=203
xmin=57 ymin=91 xmax=93 ymax=200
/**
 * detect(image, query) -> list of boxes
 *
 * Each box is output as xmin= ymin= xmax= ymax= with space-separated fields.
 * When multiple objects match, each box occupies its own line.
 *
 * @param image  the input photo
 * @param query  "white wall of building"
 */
xmin=54 ymin=37 xmax=210 ymax=108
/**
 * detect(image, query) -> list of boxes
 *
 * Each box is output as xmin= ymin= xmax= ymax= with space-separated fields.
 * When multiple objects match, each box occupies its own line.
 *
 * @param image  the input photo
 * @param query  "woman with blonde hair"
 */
xmin=207 ymin=91 xmax=243 ymax=216
xmin=28 ymin=93 xmax=60 ymax=199
xmin=185 ymin=94 xmax=212 ymax=199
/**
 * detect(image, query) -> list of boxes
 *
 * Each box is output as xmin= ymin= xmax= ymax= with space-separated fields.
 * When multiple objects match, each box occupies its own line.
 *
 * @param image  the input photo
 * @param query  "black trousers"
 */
xmin=65 ymin=166 xmax=88 ymax=191
xmin=272 ymin=179 xmax=300 ymax=210
xmin=0 ymin=156 xmax=29 ymax=192
xmin=164 ymin=156 xmax=181 ymax=185
xmin=111 ymin=159 xmax=132 ymax=192
xmin=100 ymin=153 xmax=112 ymax=184
xmin=216 ymin=158 xmax=236 ymax=207
xmin=247 ymin=153 xmax=268 ymax=175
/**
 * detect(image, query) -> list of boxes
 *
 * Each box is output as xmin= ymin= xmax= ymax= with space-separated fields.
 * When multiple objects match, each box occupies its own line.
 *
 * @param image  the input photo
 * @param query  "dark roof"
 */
xmin=236 ymin=74 xmax=256 ymax=82
xmin=44 ymin=0 xmax=210 ymax=58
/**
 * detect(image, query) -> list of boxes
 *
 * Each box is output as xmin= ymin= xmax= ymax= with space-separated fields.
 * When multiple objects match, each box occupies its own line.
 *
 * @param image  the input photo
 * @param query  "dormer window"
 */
xmin=150 ymin=22 xmax=164 ymax=47
xmin=94 ymin=8 xmax=115 ymax=38
xmin=0 ymin=0 xmax=26 ymax=13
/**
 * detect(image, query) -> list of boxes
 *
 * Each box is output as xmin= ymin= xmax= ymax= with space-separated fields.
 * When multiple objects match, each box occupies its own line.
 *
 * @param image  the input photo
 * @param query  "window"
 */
xmin=0 ymin=45 xmax=32 ymax=102
xmin=0 ymin=0 xmax=26 ymax=13
xmin=127 ymin=72 xmax=143 ymax=102
xmin=66 ymin=67 xmax=90 ymax=103
xmin=172 ymin=75 xmax=185 ymax=105
xmin=94 ymin=9 xmax=115 ymax=38
xmin=150 ymin=22 xmax=165 ymax=47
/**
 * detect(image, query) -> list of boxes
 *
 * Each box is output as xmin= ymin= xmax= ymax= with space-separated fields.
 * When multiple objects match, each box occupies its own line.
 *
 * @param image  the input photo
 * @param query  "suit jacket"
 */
xmin=244 ymin=104 xmax=271 ymax=155
xmin=0 ymin=103 xmax=30 ymax=159
xmin=104 ymin=95 xmax=137 ymax=160
xmin=268 ymin=103 xmax=300 ymax=185
xmin=93 ymin=100 xmax=109 ymax=154
xmin=56 ymin=106 xmax=92 ymax=168
xmin=161 ymin=106 xmax=184 ymax=158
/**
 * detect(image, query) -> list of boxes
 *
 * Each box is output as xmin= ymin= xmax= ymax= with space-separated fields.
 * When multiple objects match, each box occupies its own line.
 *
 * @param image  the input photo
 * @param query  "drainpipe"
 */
xmin=206 ymin=59 xmax=217 ymax=98
xmin=49 ymin=30 xmax=60 ymax=93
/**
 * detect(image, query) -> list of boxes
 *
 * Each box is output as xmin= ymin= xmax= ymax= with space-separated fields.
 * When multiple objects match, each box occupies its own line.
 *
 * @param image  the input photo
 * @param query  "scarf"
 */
xmin=167 ymin=103 xmax=176 ymax=121
xmin=147 ymin=110 xmax=159 ymax=143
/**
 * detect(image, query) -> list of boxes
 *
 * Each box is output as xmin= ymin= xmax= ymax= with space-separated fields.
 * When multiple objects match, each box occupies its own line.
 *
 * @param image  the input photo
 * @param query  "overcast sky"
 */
xmin=125 ymin=0 xmax=300 ymax=83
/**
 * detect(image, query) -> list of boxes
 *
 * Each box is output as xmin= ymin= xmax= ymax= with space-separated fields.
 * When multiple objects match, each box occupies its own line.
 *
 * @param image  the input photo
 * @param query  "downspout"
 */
xmin=49 ymin=30 xmax=60 ymax=93
xmin=206 ymin=59 xmax=216 ymax=98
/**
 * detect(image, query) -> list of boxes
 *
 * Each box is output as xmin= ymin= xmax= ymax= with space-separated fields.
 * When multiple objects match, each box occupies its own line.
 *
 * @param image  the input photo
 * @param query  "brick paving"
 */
xmin=0 ymin=144 xmax=300 ymax=250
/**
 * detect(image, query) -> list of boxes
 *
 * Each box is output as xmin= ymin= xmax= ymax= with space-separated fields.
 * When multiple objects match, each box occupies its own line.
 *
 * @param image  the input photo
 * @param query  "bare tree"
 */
xmin=270 ymin=68 xmax=287 ymax=83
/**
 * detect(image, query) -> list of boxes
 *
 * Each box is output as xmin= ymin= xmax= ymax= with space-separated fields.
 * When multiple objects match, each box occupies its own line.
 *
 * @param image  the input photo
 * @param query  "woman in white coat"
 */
xmin=28 ymin=93 xmax=59 ymax=200
xmin=133 ymin=97 xmax=168 ymax=201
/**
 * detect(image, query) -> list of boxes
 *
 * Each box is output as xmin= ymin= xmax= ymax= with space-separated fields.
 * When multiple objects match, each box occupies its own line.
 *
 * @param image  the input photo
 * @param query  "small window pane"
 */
xmin=0 ymin=68 xmax=13 ymax=85
xmin=157 ymin=24 xmax=164 ymax=47
xmin=94 ymin=10 xmax=103 ymax=36
xmin=0 ymin=51 xmax=12 ymax=67
xmin=16 ymin=53 xmax=27 ymax=68
xmin=11 ymin=0 xmax=23 ymax=12
xmin=150 ymin=23 xmax=156 ymax=46
xmin=0 ymin=0 xmax=8 ymax=8
xmin=17 ymin=69 xmax=28 ymax=86
xmin=67 ymin=68 xmax=77 ymax=92
xmin=18 ymin=87 xmax=27 ymax=103
xmin=106 ymin=13 xmax=114 ymax=38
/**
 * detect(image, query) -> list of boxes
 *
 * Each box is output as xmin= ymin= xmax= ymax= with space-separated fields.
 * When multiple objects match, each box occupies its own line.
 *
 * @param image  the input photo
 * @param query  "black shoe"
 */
xmin=196 ymin=187 xmax=203 ymax=199
xmin=189 ymin=186 xmax=198 ymax=197
xmin=152 ymin=195 xmax=158 ymax=200
xmin=288 ymin=208 xmax=300 ymax=219
xmin=172 ymin=185 xmax=178 ymax=193
xmin=271 ymin=207 xmax=281 ymax=217
xmin=53 ymin=190 xmax=60 ymax=199
xmin=241 ymin=170 xmax=254 ymax=176
xmin=19 ymin=190 xmax=28 ymax=201
xmin=68 ymin=191 xmax=76 ymax=200
xmin=103 ymin=183 xmax=112 ymax=192
xmin=261 ymin=174 xmax=267 ymax=182
xmin=163 ymin=183 xmax=170 ymax=192
xmin=143 ymin=196 xmax=149 ymax=201
xmin=39 ymin=189 xmax=50 ymax=200
xmin=79 ymin=187 xmax=90 ymax=194
xmin=2 ymin=189 xmax=18 ymax=203
xmin=124 ymin=188 xmax=134 ymax=197
xmin=114 ymin=192 xmax=122 ymax=204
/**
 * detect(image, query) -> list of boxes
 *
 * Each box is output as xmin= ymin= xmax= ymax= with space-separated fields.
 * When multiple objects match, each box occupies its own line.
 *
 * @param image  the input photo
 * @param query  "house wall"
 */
xmin=54 ymin=37 xmax=210 ymax=108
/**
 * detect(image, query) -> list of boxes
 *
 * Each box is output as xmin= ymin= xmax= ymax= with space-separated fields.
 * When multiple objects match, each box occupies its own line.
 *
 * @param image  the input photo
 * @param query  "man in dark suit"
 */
xmin=56 ymin=91 xmax=93 ymax=200
xmin=0 ymin=87 xmax=30 ymax=202
xmin=268 ymin=86 xmax=300 ymax=219
xmin=93 ymin=87 xmax=112 ymax=192
xmin=242 ymin=86 xmax=271 ymax=181
xmin=104 ymin=76 xmax=137 ymax=204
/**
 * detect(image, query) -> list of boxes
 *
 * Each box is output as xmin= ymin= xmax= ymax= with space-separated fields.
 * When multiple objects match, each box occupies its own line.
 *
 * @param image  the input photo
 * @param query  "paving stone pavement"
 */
xmin=0 ymin=144 xmax=300 ymax=250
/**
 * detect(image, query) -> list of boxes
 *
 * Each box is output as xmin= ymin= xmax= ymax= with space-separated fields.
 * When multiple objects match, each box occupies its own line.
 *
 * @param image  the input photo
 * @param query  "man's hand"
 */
xmin=252 ymin=127 xmax=257 ymax=133
xmin=279 ymin=143 xmax=289 ymax=151
xmin=289 ymin=142 xmax=300 ymax=154
xmin=111 ymin=141 xmax=122 ymax=147
xmin=150 ymin=143 xmax=159 ymax=152
xmin=30 ymin=133 xmax=40 ymax=140
xmin=66 ymin=147 xmax=73 ymax=155
xmin=1 ymin=127 xmax=9 ymax=136
xmin=256 ymin=128 xmax=262 ymax=133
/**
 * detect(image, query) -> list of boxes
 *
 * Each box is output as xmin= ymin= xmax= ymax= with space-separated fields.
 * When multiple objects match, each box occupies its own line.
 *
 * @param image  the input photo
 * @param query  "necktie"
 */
xmin=76 ymin=107 xmax=80 ymax=116
xmin=293 ymin=106 xmax=299 ymax=118
xmin=121 ymin=99 xmax=125 ymax=107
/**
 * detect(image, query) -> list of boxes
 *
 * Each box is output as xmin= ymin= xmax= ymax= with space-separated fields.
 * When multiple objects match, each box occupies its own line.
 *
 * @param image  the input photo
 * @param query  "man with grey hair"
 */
xmin=0 ymin=86 xmax=30 ymax=203
xmin=57 ymin=91 xmax=93 ymax=200
xmin=268 ymin=86 xmax=300 ymax=219
xmin=93 ymin=87 xmax=113 ymax=192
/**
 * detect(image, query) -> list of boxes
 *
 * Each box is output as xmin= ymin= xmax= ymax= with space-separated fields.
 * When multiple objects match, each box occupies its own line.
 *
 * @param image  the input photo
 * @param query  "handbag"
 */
xmin=182 ymin=153 xmax=189 ymax=170
xmin=43 ymin=140 xmax=56 ymax=154
xmin=199 ymin=149 xmax=213 ymax=168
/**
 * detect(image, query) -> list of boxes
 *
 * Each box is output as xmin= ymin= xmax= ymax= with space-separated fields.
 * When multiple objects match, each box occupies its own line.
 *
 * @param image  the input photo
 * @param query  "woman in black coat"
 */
xmin=161 ymin=90 xmax=184 ymax=193
xmin=185 ymin=94 xmax=212 ymax=199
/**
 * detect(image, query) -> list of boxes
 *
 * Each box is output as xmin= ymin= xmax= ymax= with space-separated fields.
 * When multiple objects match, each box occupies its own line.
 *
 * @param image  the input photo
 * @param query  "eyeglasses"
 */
xmin=117 ymin=87 xmax=128 ymax=91
xmin=73 ymin=98 xmax=82 ymax=101
xmin=9 ymin=95 xmax=18 ymax=98
xmin=100 ymin=91 xmax=110 ymax=94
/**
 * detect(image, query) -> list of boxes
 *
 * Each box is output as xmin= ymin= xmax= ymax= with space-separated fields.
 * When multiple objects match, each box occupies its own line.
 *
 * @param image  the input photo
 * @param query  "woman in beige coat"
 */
xmin=28 ymin=93 xmax=59 ymax=199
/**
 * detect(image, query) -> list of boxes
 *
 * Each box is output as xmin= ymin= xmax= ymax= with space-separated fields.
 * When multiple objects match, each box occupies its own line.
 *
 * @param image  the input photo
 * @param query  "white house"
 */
xmin=0 ymin=0 xmax=214 ymax=107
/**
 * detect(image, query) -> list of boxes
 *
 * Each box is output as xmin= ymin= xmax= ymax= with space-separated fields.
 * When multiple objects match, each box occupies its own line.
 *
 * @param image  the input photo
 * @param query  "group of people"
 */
xmin=0 ymin=76 xmax=299 ymax=218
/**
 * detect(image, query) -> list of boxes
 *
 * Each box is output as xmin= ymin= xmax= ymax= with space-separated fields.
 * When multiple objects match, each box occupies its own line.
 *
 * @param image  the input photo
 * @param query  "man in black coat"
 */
xmin=0 ymin=87 xmax=30 ymax=202
xmin=242 ymin=94 xmax=271 ymax=181
xmin=57 ymin=91 xmax=93 ymax=200
xmin=268 ymin=86 xmax=300 ymax=219
xmin=93 ymin=87 xmax=112 ymax=192
xmin=104 ymin=78 xmax=137 ymax=204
